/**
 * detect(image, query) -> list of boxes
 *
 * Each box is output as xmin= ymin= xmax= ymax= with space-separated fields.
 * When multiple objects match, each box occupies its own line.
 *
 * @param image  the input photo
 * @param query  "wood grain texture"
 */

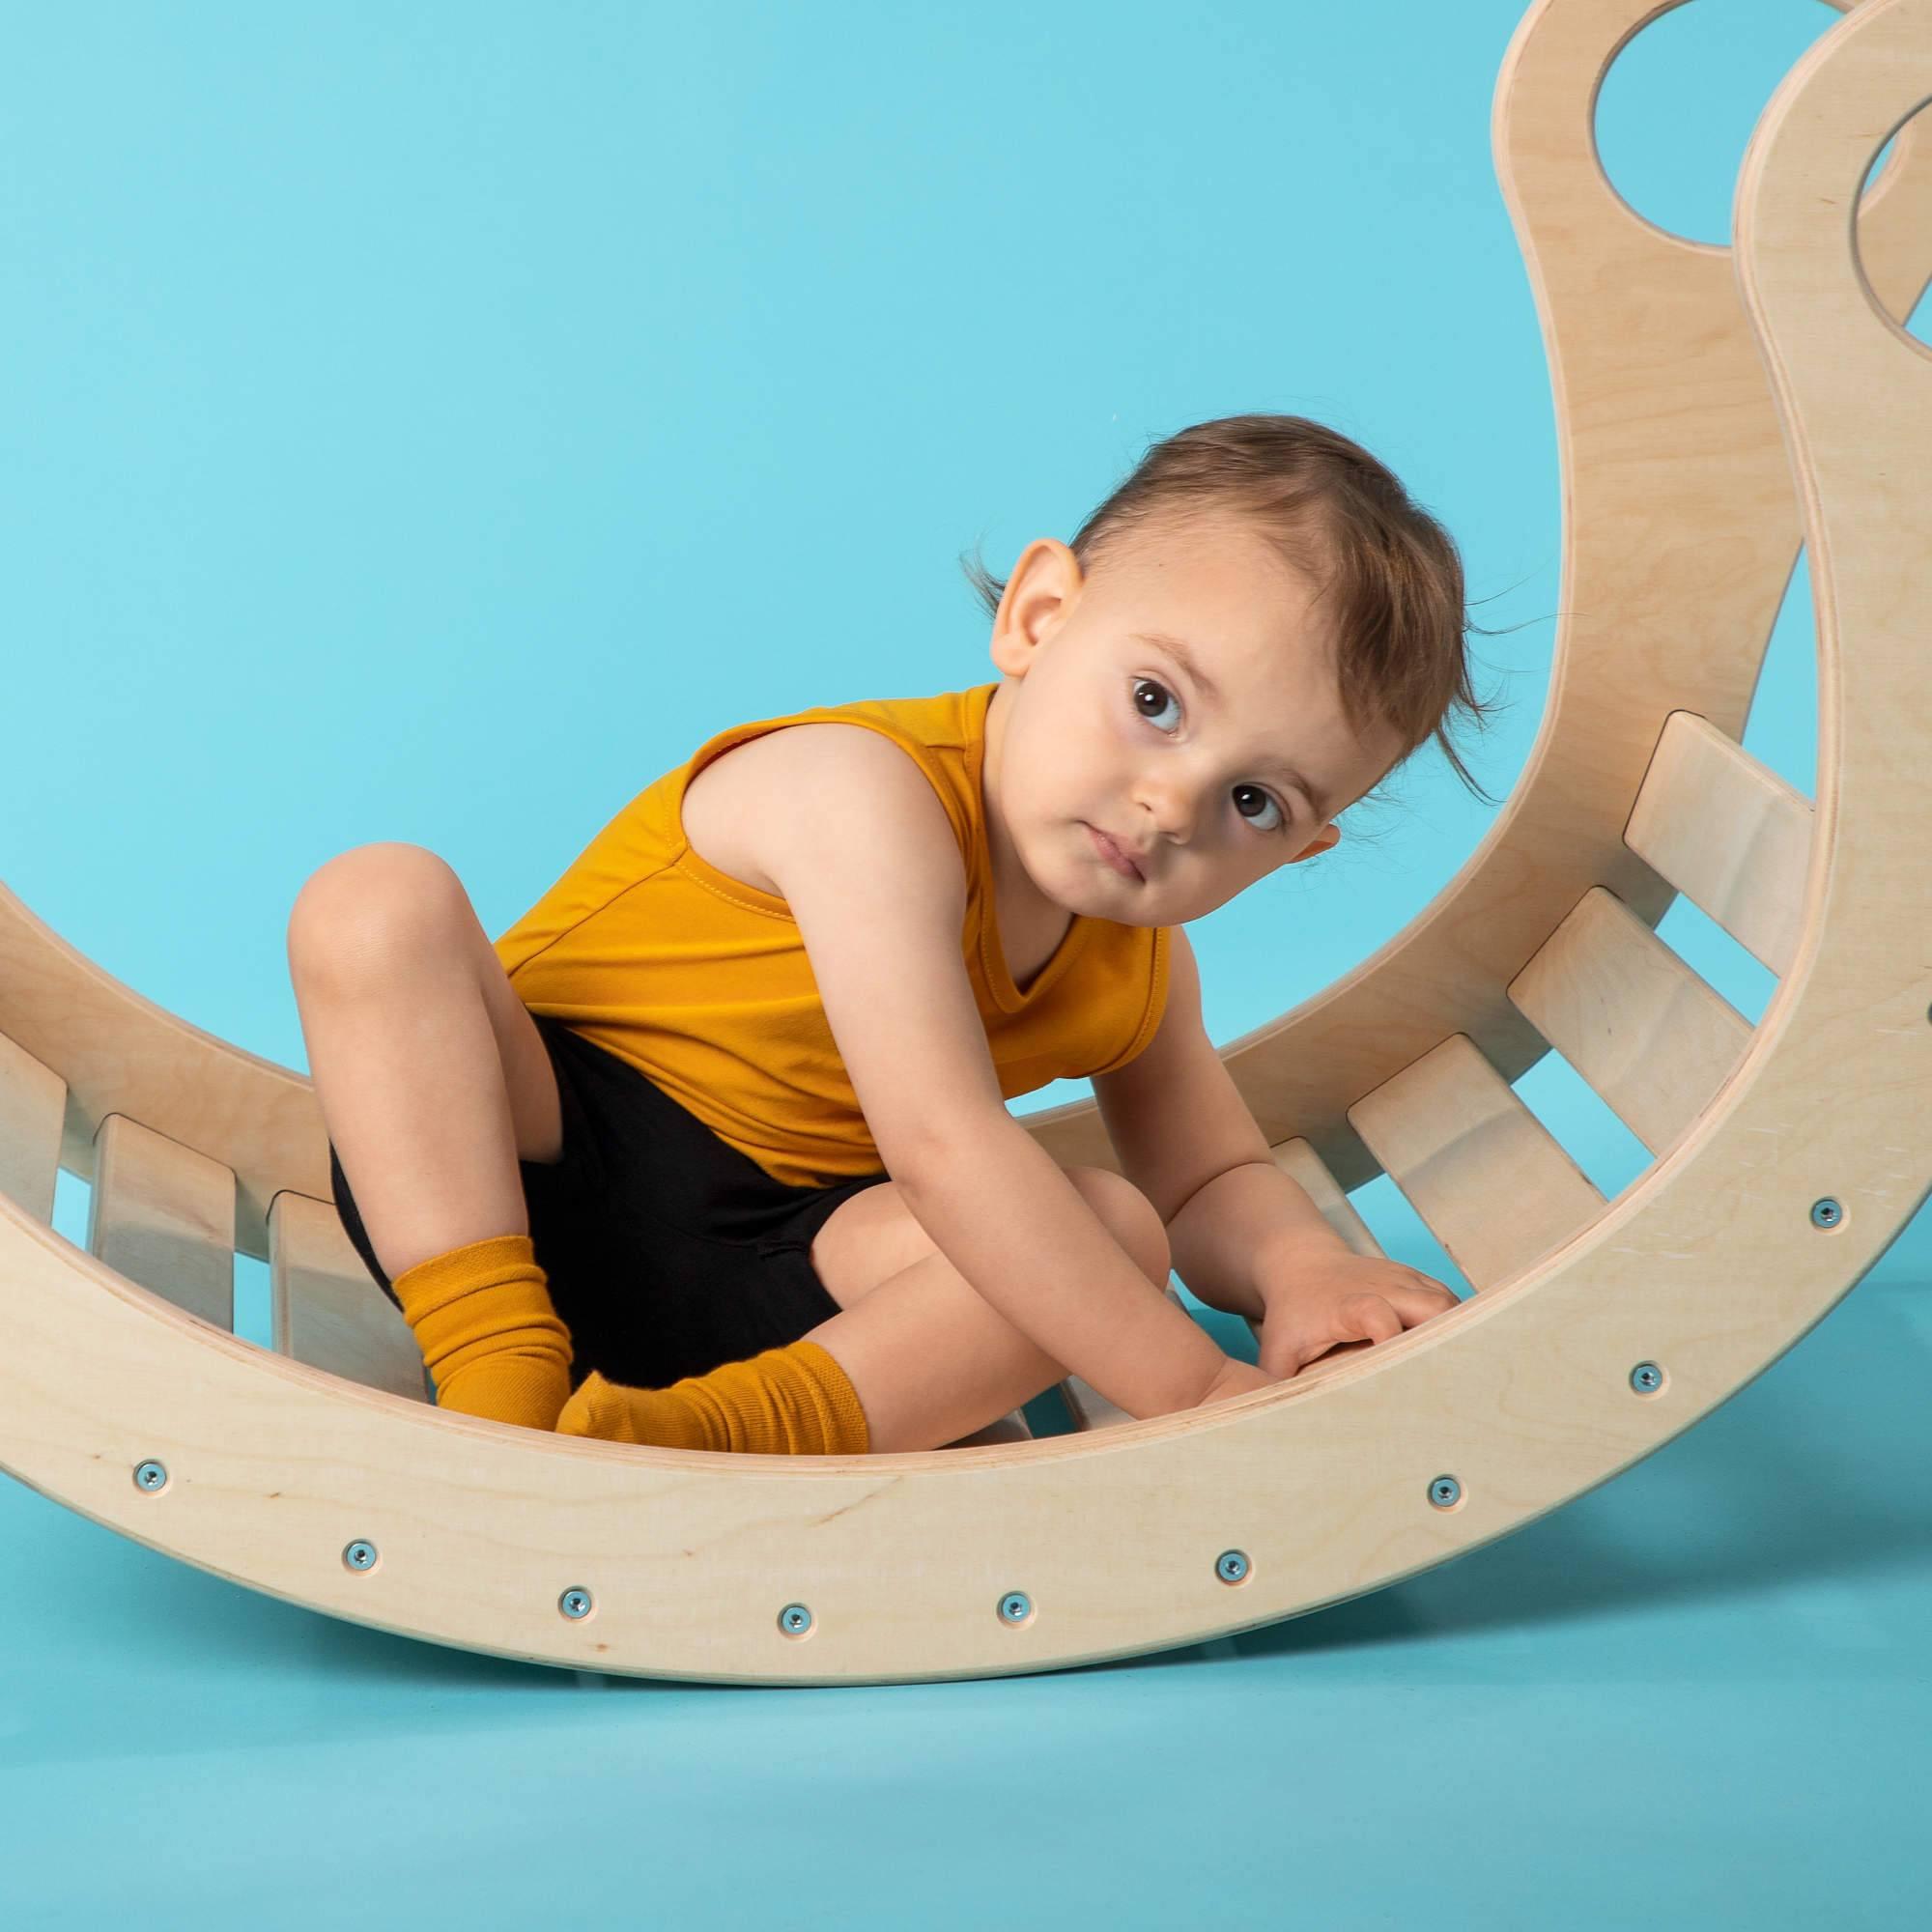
xmin=1508 ymin=886 xmax=1755 ymax=1155
xmin=87 ymin=1114 xmax=235 ymax=1332
xmin=1624 ymin=711 xmax=1815 ymax=978
xmin=269 ymin=1189 xmax=430 ymax=1406
xmin=0 ymin=1030 xmax=64 ymax=1225
xmin=0 ymin=0 xmax=1926 ymax=1686
xmin=1016 ymin=0 xmax=1932 ymax=1194
xmin=1348 ymin=1034 xmax=1607 ymax=1291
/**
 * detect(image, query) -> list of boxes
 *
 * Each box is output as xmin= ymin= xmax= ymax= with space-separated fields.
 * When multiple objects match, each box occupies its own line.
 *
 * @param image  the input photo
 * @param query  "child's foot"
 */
xmin=555 ymin=1371 xmax=647 ymax=1443
xmin=552 ymin=1344 xmax=869 ymax=1455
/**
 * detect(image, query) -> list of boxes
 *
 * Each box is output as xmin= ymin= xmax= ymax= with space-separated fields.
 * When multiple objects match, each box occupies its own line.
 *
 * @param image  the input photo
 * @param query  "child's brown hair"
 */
xmin=960 ymin=412 xmax=1512 ymax=816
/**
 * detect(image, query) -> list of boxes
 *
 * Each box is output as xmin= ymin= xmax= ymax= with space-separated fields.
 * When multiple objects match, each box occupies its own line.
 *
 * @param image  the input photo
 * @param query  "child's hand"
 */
xmin=1194 ymin=1355 xmax=1279 ymax=1406
xmin=1254 ymin=1249 xmax=1460 ymax=1380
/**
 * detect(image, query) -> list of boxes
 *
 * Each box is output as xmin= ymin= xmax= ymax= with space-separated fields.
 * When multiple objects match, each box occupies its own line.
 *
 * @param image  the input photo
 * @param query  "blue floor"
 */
xmin=3 ymin=1259 xmax=1926 ymax=1930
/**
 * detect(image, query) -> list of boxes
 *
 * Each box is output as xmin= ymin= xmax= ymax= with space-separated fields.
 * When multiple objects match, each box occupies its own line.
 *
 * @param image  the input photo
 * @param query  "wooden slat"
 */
xmin=1249 ymin=1143 xmax=1396 ymax=1388
xmin=1014 ymin=9 xmax=1930 ymax=1208
xmin=269 ymin=1190 xmax=432 ymax=1404
xmin=0 ymin=1029 xmax=66 ymax=1223
xmin=1272 ymin=1138 xmax=1385 ymax=1259
xmin=1509 ymin=887 xmax=1756 ymax=1156
xmin=1347 ymin=1035 xmax=1605 ymax=1293
xmin=87 ymin=1113 xmax=237 ymax=1330
xmin=1625 ymin=710 xmax=1815 ymax=975
xmin=0 ymin=878 xmax=334 ymax=1265
xmin=1060 ymin=1283 xmax=1191 ymax=1432
xmin=944 ymin=1410 xmax=1034 ymax=1449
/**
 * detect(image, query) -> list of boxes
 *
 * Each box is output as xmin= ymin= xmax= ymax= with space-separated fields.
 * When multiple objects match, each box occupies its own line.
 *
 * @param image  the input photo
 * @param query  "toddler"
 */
xmin=290 ymin=413 xmax=1492 ymax=1456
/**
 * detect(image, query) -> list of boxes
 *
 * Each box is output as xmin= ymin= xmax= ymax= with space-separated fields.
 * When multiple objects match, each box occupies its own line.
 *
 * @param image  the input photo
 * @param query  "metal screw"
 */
xmin=778 ymin=1603 xmax=812 ymax=1636
xmin=999 ymin=1591 xmax=1033 ymax=1624
xmin=1429 ymin=1475 xmax=1462 ymax=1509
xmin=559 ymin=1587 xmax=593 ymax=1621
xmin=1216 ymin=1549 xmax=1250 ymax=1584
xmin=1810 ymin=1197 xmax=1842 ymax=1229
xmin=1630 ymin=1362 xmax=1662 ymax=1394
xmin=133 ymin=1461 xmax=167 ymax=1492
xmin=343 ymin=1540 xmax=378 ymax=1572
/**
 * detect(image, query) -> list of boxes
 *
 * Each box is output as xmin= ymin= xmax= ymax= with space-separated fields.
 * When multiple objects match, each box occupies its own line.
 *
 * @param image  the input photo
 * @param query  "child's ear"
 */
xmin=1286 ymin=823 xmax=1342 ymax=866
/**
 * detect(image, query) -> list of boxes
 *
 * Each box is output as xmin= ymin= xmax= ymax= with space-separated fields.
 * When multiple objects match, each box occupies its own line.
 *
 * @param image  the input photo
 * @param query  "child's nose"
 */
xmin=1131 ymin=774 xmax=1198 ymax=842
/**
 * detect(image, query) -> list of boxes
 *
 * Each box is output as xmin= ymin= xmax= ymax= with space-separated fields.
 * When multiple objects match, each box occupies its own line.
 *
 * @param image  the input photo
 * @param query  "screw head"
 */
xmin=133 ymin=1461 xmax=167 ymax=1492
xmin=343 ymin=1540 xmax=378 ymax=1572
xmin=559 ymin=1587 xmax=593 ymax=1620
xmin=999 ymin=1591 xmax=1033 ymax=1624
xmin=1810 ymin=1198 xmax=1842 ymax=1229
xmin=1630 ymin=1362 xmax=1662 ymax=1394
xmin=1429 ymin=1475 xmax=1462 ymax=1509
xmin=778 ymin=1603 xmax=812 ymax=1636
xmin=1216 ymin=1549 xmax=1250 ymax=1584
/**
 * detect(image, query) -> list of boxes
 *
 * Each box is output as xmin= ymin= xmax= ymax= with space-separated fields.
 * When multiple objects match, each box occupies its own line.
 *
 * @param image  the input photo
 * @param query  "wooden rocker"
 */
xmin=3 ymin=0 xmax=1929 ymax=1687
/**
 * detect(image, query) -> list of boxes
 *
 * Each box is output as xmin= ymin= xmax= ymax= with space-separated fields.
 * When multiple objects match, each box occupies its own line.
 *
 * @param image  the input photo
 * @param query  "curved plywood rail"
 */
xmin=0 ymin=0 xmax=1927 ymax=1687
xmin=0 ymin=882 xmax=330 ymax=1263
xmin=1026 ymin=0 xmax=1932 ymax=1194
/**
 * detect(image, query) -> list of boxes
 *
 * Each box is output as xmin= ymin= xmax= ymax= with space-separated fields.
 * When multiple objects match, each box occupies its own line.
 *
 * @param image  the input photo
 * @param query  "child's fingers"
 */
xmin=1385 ymin=1275 xmax=1460 ymax=1321
xmin=1337 ymin=1292 xmax=1406 ymax=1348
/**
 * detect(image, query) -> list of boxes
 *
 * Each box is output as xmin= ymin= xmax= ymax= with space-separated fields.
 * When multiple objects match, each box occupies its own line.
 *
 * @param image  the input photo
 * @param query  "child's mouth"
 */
xmin=1086 ymin=824 xmax=1144 ymax=882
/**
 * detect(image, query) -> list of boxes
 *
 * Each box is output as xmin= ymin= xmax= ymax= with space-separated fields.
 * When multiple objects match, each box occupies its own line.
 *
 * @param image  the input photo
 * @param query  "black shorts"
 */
xmin=327 ymin=1010 xmax=894 ymax=1392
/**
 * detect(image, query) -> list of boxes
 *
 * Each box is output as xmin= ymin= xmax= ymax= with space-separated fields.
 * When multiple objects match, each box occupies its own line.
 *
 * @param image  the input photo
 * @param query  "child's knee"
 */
xmin=1064 ymin=1165 xmax=1172 ymax=1283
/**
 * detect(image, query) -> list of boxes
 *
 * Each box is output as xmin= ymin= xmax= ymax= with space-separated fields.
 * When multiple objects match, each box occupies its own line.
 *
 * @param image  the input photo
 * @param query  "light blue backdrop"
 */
xmin=1 ymin=5 xmax=1926 ymax=1928
xmin=4 ymin=0 xmax=1922 ymax=1319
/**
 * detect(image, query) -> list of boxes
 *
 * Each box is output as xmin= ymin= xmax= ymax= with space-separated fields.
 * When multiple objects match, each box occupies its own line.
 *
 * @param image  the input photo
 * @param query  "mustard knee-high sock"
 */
xmin=554 ymin=1340 xmax=870 ymax=1455
xmin=391 ymin=1232 xmax=575 ymax=1432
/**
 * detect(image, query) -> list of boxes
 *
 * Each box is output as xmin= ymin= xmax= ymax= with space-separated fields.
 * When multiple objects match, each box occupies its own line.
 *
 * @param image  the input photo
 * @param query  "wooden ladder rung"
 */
xmin=944 ymin=1410 xmax=1036 ymax=1449
xmin=1625 ymin=711 xmax=1814 ymax=975
xmin=1347 ymin=1035 xmax=1605 ymax=1293
xmin=87 ymin=1113 xmax=237 ymax=1330
xmin=0 ymin=1029 xmax=66 ymax=1224
xmin=269 ymin=1190 xmax=434 ymax=1403
xmin=1271 ymin=1137 xmax=1386 ymax=1263
xmin=1509 ymin=887 xmax=1755 ymax=1156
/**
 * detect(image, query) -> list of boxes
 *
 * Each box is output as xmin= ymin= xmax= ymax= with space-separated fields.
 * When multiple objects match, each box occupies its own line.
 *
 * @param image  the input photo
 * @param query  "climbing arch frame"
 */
xmin=1 ymin=0 xmax=1929 ymax=1687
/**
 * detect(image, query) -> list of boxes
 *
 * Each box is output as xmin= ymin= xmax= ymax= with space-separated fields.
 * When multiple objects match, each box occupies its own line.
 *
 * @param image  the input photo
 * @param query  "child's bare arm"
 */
xmin=890 ymin=1110 xmax=1232 ymax=1418
xmin=754 ymin=726 xmax=1239 ymax=1419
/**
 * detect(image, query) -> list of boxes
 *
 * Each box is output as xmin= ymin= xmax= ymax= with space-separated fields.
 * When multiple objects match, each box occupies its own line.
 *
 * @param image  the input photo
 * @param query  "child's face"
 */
xmin=984 ymin=514 xmax=1404 ymax=926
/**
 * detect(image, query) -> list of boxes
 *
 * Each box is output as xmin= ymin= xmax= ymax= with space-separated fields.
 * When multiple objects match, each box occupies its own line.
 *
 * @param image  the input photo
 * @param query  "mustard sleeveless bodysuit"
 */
xmin=492 ymin=681 xmax=1171 ymax=1189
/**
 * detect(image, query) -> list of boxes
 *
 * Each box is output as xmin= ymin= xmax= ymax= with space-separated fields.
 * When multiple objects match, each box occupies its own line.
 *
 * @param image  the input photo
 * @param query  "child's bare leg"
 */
xmin=286 ymin=842 xmax=561 ymax=1282
xmin=798 ymin=1195 xmax=1174 ymax=1454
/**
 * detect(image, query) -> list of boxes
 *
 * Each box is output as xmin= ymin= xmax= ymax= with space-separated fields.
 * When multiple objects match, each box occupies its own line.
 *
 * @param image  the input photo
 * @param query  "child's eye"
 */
xmin=1129 ymin=676 xmax=1291 ymax=837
